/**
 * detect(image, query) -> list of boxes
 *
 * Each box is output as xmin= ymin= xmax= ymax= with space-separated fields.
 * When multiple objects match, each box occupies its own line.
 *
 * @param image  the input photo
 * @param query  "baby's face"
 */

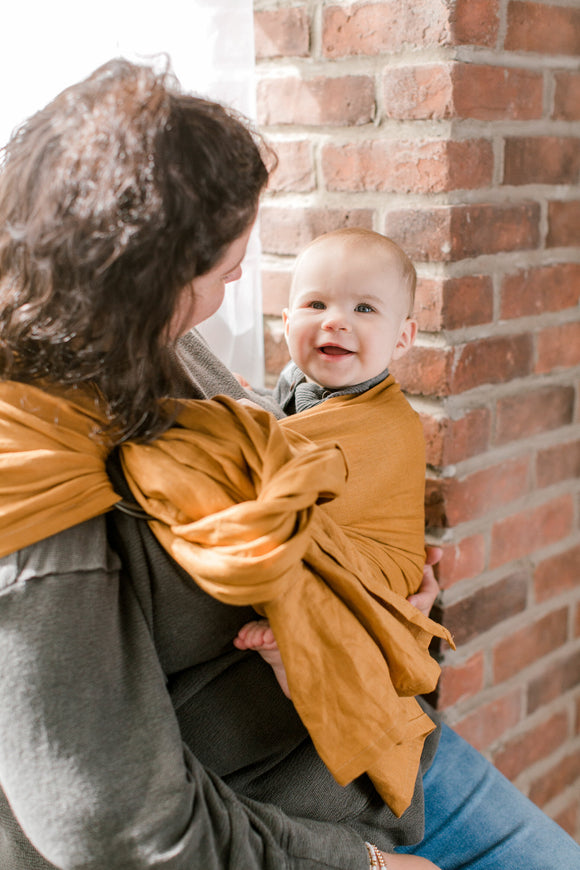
xmin=283 ymin=239 xmax=416 ymax=390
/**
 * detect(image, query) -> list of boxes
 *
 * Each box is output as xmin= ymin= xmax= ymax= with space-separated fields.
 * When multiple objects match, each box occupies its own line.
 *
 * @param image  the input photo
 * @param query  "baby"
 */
xmin=234 ymin=228 xmax=450 ymax=695
xmin=275 ymin=227 xmax=416 ymax=414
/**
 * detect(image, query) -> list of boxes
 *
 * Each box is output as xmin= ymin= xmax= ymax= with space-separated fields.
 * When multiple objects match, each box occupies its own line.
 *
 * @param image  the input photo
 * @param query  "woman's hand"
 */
xmin=379 ymin=850 xmax=441 ymax=869
xmin=407 ymin=546 xmax=442 ymax=617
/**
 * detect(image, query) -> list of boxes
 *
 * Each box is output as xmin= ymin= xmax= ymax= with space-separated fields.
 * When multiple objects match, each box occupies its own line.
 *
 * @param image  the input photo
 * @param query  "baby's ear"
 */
xmin=392 ymin=317 xmax=418 ymax=360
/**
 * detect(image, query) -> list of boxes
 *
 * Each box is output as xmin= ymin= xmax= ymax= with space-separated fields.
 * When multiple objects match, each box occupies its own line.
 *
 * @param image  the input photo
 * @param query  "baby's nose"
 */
xmin=321 ymin=308 xmax=350 ymax=330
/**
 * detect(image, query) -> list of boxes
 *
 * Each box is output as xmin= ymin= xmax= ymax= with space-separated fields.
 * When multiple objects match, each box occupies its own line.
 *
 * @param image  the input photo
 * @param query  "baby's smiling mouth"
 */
xmin=317 ymin=344 xmax=353 ymax=356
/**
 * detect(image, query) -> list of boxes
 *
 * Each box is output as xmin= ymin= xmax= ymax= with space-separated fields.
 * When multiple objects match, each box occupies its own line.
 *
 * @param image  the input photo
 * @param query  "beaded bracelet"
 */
xmin=365 ymin=842 xmax=388 ymax=869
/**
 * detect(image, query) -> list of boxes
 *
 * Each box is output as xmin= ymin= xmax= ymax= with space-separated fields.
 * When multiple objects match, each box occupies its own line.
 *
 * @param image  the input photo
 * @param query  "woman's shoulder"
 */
xmin=0 ymin=516 xmax=120 ymax=594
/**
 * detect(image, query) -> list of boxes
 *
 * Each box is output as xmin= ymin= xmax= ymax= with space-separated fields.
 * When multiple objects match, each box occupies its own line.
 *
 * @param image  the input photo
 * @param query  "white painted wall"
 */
xmin=0 ymin=0 xmax=264 ymax=384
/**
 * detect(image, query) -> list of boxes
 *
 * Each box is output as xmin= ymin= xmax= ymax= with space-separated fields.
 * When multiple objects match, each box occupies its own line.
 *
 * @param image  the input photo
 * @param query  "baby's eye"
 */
xmin=308 ymin=300 xmax=326 ymax=310
xmin=355 ymin=303 xmax=375 ymax=313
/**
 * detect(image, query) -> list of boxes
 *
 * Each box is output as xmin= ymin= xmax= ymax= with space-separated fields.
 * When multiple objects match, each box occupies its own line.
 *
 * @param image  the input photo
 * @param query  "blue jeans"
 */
xmin=397 ymin=724 xmax=580 ymax=869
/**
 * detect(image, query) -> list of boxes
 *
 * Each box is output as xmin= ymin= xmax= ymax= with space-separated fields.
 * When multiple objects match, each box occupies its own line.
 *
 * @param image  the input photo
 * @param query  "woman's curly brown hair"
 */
xmin=0 ymin=58 xmax=273 ymax=441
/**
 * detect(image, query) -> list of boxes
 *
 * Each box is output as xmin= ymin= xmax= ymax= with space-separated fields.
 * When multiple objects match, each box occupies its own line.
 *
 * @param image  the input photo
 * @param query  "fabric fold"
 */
xmin=0 ymin=380 xmax=453 ymax=816
xmin=0 ymin=383 xmax=120 ymax=558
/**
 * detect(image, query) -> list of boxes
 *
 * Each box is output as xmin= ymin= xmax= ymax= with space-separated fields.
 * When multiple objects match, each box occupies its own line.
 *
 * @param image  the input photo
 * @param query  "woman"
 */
xmin=0 ymin=60 xmax=578 ymax=870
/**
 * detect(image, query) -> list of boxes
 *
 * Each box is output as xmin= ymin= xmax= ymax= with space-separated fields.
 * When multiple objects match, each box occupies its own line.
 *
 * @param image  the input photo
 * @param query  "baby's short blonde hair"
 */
xmin=290 ymin=228 xmax=417 ymax=317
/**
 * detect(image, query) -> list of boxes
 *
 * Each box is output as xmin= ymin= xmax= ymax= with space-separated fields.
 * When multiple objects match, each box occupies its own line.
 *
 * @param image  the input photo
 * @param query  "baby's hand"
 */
xmin=234 ymin=619 xmax=291 ymax=698
xmin=234 ymin=619 xmax=278 ymax=651
xmin=233 ymin=372 xmax=252 ymax=389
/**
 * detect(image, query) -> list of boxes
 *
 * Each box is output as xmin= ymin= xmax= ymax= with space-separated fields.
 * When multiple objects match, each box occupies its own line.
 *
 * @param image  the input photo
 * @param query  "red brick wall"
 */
xmin=254 ymin=0 xmax=580 ymax=841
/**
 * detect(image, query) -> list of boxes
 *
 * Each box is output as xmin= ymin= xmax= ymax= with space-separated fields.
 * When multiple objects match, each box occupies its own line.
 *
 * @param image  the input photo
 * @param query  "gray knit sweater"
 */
xmin=0 ymin=330 xmax=439 ymax=869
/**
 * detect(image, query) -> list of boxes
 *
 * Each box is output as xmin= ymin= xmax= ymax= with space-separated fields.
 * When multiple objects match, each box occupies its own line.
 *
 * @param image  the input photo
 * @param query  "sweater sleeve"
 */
xmin=174 ymin=330 xmax=286 ymax=419
xmin=0 ymin=519 xmax=368 ymax=870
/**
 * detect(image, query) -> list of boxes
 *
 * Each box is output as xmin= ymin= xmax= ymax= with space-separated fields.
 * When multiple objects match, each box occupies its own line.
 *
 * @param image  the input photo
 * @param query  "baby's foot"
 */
xmin=234 ymin=619 xmax=290 ymax=697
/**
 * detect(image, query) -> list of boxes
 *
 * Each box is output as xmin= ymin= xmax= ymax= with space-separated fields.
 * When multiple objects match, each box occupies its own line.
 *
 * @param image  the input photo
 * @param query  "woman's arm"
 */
xmin=0 ymin=519 xmax=368 ymax=870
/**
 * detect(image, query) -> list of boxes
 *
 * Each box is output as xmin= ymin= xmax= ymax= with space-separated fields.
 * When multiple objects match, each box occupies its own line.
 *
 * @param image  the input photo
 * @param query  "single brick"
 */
xmin=382 ymin=64 xmax=454 ymax=120
xmin=447 ymin=408 xmax=493 ymax=464
xmin=384 ymin=207 xmax=452 ymax=262
xmin=384 ymin=203 xmax=540 ymax=262
xmin=504 ymin=137 xmax=580 ymax=186
xmin=254 ymin=8 xmax=310 ymax=59
xmin=257 ymin=75 xmax=375 ymax=126
xmin=452 ymin=334 xmax=533 ymax=393
xmin=492 ymin=712 xmax=569 ymax=781
xmin=450 ymin=0 xmax=500 ymax=47
xmin=437 ymin=653 xmax=485 ymax=708
xmin=437 ymin=535 xmax=487 ymax=589
xmin=399 ymin=274 xmax=495 ymax=334
xmin=536 ymin=322 xmax=580 ymax=374
xmin=500 ymin=263 xmax=580 ymax=318
xmin=453 ymin=690 xmax=521 ymax=751
xmin=495 ymin=386 xmax=575 ymax=445
xmin=493 ymin=608 xmax=569 ymax=684
xmin=390 ymin=345 xmax=454 ymax=396
xmin=453 ymin=64 xmax=543 ymax=120
xmin=442 ymin=275 xmax=494 ymax=329
xmin=490 ymin=495 xmax=574 ymax=568
xmin=547 ymin=201 xmax=580 ymax=247
xmin=553 ymin=71 xmax=580 ymax=120
xmin=267 ymin=140 xmax=315 ymax=193
xmin=442 ymin=457 xmax=530 ymax=526
xmin=537 ymin=440 xmax=580 ymax=489
xmin=443 ymin=140 xmax=496 ymax=190
xmin=322 ymin=0 xmax=451 ymax=57
xmin=527 ymin=648 xmax=580 ymax=713
xmin=412 ymin=275 xmax=496 ymax=332
xmin=414 ymin=279 xmax=444 ymax=332
xmin=534 ymin=544 xmax=580 ymax=604
xmin=442 ymin=571 xmax=528 ymax=646
xmin=382 ymin=62 xmax=543 ymax=121
xmin=506 ymin=1 xmax=580 ymax=55
xmin=421 ymin=407 xmax=491 ymax=468
xmin=529 ymin=751 xmax=580 ymax=808
xmin=322 ymin=138 xmax=492 ymax=193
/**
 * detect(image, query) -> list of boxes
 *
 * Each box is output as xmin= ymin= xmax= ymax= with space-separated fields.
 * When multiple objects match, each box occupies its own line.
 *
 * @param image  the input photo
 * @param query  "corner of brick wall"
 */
xmin=254 ymin=0 xmax=580 ymax=841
